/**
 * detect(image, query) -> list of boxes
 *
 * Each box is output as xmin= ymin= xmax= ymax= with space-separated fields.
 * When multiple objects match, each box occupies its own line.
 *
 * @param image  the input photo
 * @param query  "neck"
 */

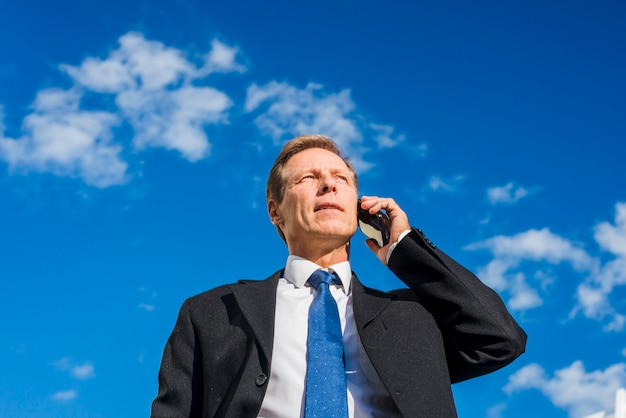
xmin=289 ymin=243 xmax=350 ymax=268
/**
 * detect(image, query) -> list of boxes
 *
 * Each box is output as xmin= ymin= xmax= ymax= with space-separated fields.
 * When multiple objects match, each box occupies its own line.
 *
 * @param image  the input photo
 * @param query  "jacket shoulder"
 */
xmin=181 ymin=270 xmax=282 ymax=311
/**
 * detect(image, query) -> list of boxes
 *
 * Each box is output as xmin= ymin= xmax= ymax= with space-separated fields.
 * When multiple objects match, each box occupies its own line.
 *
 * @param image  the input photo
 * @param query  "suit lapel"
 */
xmin=230 ymin=270 xmax=281 ymax=364
xmin=351 ymin=274 xmax=395 ymax=330
xmin=228 ymin=271 xmax=396 ymax=374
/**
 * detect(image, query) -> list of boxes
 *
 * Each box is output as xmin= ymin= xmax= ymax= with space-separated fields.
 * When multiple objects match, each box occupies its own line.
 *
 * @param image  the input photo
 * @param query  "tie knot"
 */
xmin=307 ymin=270 xmax=341 ymax=290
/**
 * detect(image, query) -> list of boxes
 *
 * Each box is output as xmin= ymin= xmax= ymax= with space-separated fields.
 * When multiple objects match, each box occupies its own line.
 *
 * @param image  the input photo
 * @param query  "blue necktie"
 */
xmin=304 ymin=270 xmax=348 ymax=418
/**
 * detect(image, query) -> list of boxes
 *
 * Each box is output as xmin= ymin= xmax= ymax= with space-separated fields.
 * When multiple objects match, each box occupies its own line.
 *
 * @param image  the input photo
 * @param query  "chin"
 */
xmin=317 ymin=226 xmax=356 ymax=240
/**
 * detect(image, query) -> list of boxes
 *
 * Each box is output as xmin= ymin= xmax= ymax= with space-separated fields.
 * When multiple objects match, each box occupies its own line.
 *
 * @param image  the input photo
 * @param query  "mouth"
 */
xmin=315 ymin=202 xmax=343 ymax=212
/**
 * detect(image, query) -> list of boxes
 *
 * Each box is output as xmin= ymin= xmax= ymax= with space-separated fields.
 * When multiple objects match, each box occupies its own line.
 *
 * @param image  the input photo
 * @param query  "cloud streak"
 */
xmin=505 ymin=361 xmax=626 ymax=417
xmin=53 ymin=357 xmax=96 ymax=380
xmin=466 ymin=202 xmax=626 ymax=330
xmin=244 ymin=81 xmax=404 ymax=172
xmin=574 ymin=202 xmax=626 ymax=331
xmin=487 ymin=182 xmax=530 ymax=204
xmin=428 ymin=174 xmax=466 ymax=193
xmin=51 ymin=389 xmax=78 ymax=402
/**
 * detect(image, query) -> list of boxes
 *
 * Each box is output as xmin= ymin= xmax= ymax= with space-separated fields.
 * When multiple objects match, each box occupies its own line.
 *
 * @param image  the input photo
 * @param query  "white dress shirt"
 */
xmin=257 ymin=255 xmax=401 ymax=418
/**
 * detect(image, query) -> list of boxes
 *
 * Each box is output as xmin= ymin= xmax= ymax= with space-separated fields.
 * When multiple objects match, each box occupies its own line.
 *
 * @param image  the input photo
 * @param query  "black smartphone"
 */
xmin=357 ymin=199 xmax=390 ymax=247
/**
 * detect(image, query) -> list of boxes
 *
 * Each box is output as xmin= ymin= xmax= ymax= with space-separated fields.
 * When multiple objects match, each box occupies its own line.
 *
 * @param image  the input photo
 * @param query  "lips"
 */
xmin=315 ymin=202 xmax=343 ymax=212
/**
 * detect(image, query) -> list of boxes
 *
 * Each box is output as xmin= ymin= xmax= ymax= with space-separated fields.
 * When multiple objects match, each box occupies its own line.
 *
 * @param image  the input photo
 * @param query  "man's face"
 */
xmin=269 ymin=148 xmax=358 ymax=253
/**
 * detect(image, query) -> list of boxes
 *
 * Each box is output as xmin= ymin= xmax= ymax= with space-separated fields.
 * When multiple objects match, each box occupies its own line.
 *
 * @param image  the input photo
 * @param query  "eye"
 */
xmin=336 ymin=174 xmax=349 ymax=183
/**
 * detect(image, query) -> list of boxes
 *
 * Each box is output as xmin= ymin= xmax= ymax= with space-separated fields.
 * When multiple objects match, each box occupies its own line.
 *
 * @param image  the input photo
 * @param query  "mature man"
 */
xmin=151 ymin=134 xmax=527 ymax=417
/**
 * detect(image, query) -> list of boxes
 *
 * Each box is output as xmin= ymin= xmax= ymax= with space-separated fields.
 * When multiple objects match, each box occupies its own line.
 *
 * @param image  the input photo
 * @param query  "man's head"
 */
xmin=266 ymin=135 xmax=359 ymax=256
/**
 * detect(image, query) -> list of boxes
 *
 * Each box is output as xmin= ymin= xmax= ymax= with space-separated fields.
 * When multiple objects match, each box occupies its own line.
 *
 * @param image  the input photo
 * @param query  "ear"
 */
xmin=268 ymin=200 xmax=282 ymax=227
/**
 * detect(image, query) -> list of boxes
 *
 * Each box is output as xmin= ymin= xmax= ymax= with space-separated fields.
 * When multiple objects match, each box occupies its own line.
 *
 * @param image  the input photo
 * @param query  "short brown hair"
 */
xmin=266 ymin=134 xmax=358 ymax=240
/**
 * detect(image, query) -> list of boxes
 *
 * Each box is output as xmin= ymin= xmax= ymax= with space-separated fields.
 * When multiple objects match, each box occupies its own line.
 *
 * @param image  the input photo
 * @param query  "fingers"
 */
xmin=360 ymin=196 xmax=410 ymax=231
xmin=359 ymin=196 xmax=411 ymax=265
xmin=359 ymin=195 xmax=390 ymax=214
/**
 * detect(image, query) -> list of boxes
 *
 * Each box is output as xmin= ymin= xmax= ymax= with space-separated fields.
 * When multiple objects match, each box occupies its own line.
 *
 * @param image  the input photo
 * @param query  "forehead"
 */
xmin=284 ymin=148 xmax=349 ymax=174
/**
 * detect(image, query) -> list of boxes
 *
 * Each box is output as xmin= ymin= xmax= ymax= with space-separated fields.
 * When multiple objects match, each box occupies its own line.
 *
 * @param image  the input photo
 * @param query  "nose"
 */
xmin=319 ymin=176 xmax=336 ymax=194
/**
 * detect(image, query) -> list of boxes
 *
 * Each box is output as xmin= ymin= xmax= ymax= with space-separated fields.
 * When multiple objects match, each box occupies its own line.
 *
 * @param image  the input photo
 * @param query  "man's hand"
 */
xmin=359 ymin=196 xmax=411 ymax=265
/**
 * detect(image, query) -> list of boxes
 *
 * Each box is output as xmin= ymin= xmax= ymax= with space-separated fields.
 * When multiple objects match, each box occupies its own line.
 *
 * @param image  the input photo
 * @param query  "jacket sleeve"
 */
xmin=151 ymin=299 xmax=204 ymax=417
xmin=387 ymin=228 xmax=527 ymax=383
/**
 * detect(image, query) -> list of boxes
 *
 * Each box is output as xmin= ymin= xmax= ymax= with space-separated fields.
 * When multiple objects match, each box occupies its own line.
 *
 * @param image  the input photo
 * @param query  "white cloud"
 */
xmin=486 ymin=403 xmax=507 ymax=418
xmin=504 ymin=362 xmax=547 ymax=392
xmin=0 ymin=88 xmax=127 ymax=188
xmin=487 ymin=182 xmax=529 ymax=204
xmin=139 ymin=303 xmax=155 ymax=312
xmin=1 ymin=32 xmax=245 ymax=187
xmin=468 ymin=228 xmax=593 ymax=271
xmin=428 ymin=174 xmax=466 ymax=193
xmin=505 ymin=361 xmax=626 ymax=418
xmin=53 ymin=357 xmax=95 ymax=380
xmin=474 ymin=257 xmax=514 ymax=292
xmin=468 ymin=202 xmax=626 ymax=329
xmin=508 ymin=272 xmax=543 ymax=311
xmin=117 ymin=85 xmax=231 ymax=161
xmin=197 ymin=39 xmax=247 ymax=76
xmin=3 ymin=31 xmax=406 ymax=187
xmin=63 ymin=32 xmax=195 ymax=92
xmin=594 ymin=202 xmax=626 ymax=258
xmin=71 ymin=362 xmax=95 ymax=380
xmin=244 ymin=81 xmax=403 ymax=172
xmin=51 ymin=389 xmax=78 ymax=402
xmin=61 ymin=56 xmax=134 ymax=94
xmin=466 ymin=228 xmax=594 ymax=312
xmin=369 ymin=123 xmax=405 ymax=148
xmin=572 ymin=202 xmax=626 ymax=331
xmin=245 ymin=81 xmax=360 ymax=149
xmin=63 ymin=32 xmax=238 ymax=162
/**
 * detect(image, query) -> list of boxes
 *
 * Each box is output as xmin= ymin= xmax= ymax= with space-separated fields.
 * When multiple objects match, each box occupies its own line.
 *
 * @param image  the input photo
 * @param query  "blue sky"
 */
xmin=1 ymin=1 xmax=625 ymax=417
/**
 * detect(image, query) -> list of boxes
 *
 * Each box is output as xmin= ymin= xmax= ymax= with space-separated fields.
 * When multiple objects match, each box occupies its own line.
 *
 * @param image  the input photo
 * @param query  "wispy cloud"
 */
xmin=71 ymin=362 xmax=96 ymax=380
xmin=467 ymin=202 xmax=626 ymax=330
xmin=486 ymin=403 xmax=508 ymax=418
xmin=138 ymin=286 xmax=157 ymax=312
xmin=428 ymin=174 xmax=466 ymax=193
xmin=487 ymin=182 xmax=530 ymax=204
xmin=466 ymin=227 xmax=593 ymax=311
xmin=505 ymin=361 xmax=626 ymax=417
xmin=53 ymin=357 xmax=96 ymax=380
xmin=407 ymin=142 xmax=428 ymax=159
xmin=468 ymin=228 xmax=593 ymax=269
xmin=139 ymin=303 xmax=155 ymax=312
xmin=573 ymin=202 xmax=626 ymax=331
xmin=51 ymin=389 xmax=78 ymax=402
xmin=0 ymin=32 xmax=245 ymax=187
xmin=244 ymin=81 xmax=404 ymax=172
xmin=594 ymin=202 xmax=626 ymax=257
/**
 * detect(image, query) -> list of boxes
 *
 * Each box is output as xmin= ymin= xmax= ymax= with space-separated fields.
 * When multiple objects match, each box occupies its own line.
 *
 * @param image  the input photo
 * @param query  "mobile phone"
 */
xmin=357 ymin=199 xmax=390 ymax=247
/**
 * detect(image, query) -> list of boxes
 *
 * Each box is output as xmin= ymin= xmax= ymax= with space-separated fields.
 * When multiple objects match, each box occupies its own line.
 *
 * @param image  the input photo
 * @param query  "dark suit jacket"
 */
xmin=151 ymin=229 xmax=527 ymax=417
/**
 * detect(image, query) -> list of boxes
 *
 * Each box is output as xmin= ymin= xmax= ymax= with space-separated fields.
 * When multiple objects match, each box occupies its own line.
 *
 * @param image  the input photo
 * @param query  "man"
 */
xmin=151 ymin=134 xmax=527 ymax=417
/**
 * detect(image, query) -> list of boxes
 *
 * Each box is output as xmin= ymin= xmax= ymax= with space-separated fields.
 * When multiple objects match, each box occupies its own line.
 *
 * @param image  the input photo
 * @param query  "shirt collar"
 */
xmin=284 ymin=255 xmax=352 ymax=294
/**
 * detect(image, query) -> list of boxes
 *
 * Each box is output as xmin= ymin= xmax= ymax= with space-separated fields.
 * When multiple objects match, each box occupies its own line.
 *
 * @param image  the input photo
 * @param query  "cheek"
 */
xmin=349 ymin=214 xmax=358 ymax=231
xmin=281 ymin=198 xmax=307 ymax=227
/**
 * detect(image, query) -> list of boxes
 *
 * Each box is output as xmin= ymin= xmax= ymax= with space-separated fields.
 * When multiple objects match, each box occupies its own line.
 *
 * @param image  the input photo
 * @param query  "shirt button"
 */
xmin=255 ymin=373 xmax=268 ymax=386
